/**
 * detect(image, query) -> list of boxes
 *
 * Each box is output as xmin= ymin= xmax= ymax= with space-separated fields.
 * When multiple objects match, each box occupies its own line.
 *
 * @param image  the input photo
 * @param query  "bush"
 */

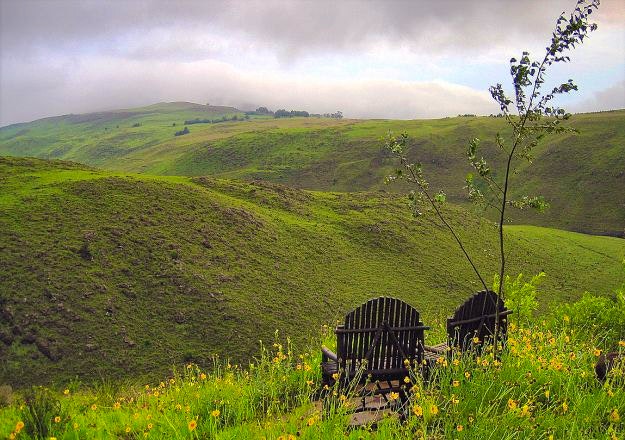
xmin=174 ymin=127 xmax=190 ymax=137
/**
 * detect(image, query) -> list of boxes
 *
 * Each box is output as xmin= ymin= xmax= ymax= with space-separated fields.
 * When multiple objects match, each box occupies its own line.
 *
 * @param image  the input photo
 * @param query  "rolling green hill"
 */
xmin=1 ymin=104 xmax=623 ymax=236
xmin=1 ymin=156 xmax=623 ymax=387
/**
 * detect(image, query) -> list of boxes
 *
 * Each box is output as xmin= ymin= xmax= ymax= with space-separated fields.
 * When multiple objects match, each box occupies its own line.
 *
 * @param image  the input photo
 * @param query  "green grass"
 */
xmin=1 ymin=294 xmax=625 ymax=439
xmin=2 ymin=104 xmax=623 ymax=235
xmin=1 ymin=156 xmax=623 ymax=388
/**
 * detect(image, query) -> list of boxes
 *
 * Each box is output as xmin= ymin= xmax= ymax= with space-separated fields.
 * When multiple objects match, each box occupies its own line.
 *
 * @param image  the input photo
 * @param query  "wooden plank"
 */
xmin=373 ymin=297 xmax=384 ymax=371
xmin=353 ymin=304 xmax=362 ymax=369
xmin=395 ymin=300 xmax=406 ymax=369
xmin=384 ymin=297 xmax=393 ymax=369
xmin=362 ymin=301 xmax=372 ymax=368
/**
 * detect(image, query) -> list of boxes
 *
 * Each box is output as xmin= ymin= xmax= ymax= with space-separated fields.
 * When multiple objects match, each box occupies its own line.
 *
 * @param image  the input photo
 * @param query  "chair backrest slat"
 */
xmin=447 ymin=290 xmax=509 ymax=351
xmin=336 ymin=297 xmax=426 ymax=379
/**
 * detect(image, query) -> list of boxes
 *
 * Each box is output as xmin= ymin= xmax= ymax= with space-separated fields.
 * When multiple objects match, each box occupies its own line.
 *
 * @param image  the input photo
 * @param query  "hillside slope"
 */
xmin=1 ymin=157 xmax=623 ymax=387
xmin=1 ymin=106 xmax=623 ymax=236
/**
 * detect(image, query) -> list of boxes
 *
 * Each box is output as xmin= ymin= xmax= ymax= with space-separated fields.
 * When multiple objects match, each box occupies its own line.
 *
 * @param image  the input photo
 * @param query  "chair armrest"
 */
xmin=321 ymin=345 xmax=338 ymax=362
xmin=424 ymin=344 xmax=447 ymax=355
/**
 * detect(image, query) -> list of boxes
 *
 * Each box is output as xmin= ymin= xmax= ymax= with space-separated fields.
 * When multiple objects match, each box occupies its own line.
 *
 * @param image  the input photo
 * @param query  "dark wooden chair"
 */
xmin=321 ymin=297 xmax=429 ymax=412
xmin=424 ymin=290 xmax=512 ymax=362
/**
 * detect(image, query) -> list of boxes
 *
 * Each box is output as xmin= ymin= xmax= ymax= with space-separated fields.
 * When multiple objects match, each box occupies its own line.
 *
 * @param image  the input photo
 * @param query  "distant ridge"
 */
xmin=0 ymin=101 xmax=243 ymax=129
xmin=1 ymin=106 xmax=623 ymax=236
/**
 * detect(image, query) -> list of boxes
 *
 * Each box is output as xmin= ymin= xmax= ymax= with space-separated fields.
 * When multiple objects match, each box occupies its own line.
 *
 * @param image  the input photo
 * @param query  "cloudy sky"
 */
xmin=1 ymin=0 xmax=624 ymax=126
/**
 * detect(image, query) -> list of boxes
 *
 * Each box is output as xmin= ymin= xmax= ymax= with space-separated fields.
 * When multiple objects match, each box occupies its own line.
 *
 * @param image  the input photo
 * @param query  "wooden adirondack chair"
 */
xmin=321 ymin=297 xmax=429 ymax=412
xmin=425 ymin=290 xmax=512 ymax=362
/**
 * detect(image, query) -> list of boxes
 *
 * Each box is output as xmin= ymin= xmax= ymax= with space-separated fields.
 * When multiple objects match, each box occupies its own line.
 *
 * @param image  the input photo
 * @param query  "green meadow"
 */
xmin=0 ymin=104 xmax=624 ymax=439
xmin=2 ymin=104 xmax=624 ymax=236
xmin=1 ymin=156 xmax=623 ymax=389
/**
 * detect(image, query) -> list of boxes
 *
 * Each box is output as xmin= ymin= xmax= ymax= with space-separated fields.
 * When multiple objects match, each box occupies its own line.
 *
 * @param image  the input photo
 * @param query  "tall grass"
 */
xmin=1 ymin=298 xmax=624 ymax=439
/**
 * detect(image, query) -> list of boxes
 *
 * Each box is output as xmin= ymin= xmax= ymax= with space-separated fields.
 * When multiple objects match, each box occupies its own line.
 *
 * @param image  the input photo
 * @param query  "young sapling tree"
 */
xmin=385 ymin=0 xmax=600 ymax=349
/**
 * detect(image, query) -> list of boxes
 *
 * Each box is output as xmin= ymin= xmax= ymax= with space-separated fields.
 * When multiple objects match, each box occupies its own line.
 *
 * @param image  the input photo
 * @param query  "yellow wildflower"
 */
xmin=63 ymin=389 xmax=70 ymax=395
xmin=307 ymin=416 xmax=316 ymax=426
xmin=200 ymin=373 xmax=207 ymax=380
xmin=188 ymin=420 xmax=197 ymax=431
xmin=619 ymin=340 xmax=625 ymax=348
xmin=153 ymin=391 xmax=160 ymax=397
xmin=451 ymin=395 xmax=459 ymax=405
xmin=403 ymin=376 xmax=411 ymax=384
xmin=16 ymin=421 xmax=25 ymax=433
xmin=113 ymin=402 xmax=121 ymax=410
xmin=125 ymin=427 xmax=131 ymax=433
xmin=91 ymin=404 xmax=97 ymax=411
xmin=594 ymin=348 xmax=602 ymax=357
xmin=610 ymin=409 xmax=620 ymax=423
xmin=452 ymin=359 xmax=460 ymax=366
xmin=147 ymin=423 xmax=153 ymax=430
xmin=389 ymin=392 xmax=400 ymax=401
xmin=73 ymin=422 xmax=79 ymax=429
xmin=9 ymin=434 xmax=15 ymax=440
xmin=519 ymin=404 xmax=531 ymax=417
xmin=457 ymin=425 xmax=464 ymax=432
xmin=332 ymin=373 xmax=340 ymax=380
xmin=430 ymin=404 xmax=439 ymax=415
xmin=452 ymin=380 xmax=460 ymax=387
xmin=508 ymin=399 xmax=518 ymax=410
xmin=562 ymin=402 xmax=569 ymax=413
xmin=464 ymin=371 xmax=471 ymax=379
xmin=472 ymin=337 xmax=480 ymax=344
xmin=545 ymin=390 xmax=550 ymax=399
xmin=211 ymin=409 xmax=220 ymax=417
xmin=412 ymin=405 xmax=423 ymax=417
xmin=54 ymin=416 xmax=61 ymax=423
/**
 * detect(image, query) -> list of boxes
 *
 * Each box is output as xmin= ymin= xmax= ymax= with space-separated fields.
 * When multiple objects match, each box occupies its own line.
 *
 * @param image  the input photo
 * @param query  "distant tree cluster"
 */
xmin=457 ymin=114 xmax=476 ymax=118
xmin=174 ymin=127 xmax=190 ymax=136
xmin=323 ymin=111 xmax=343 ymax=119
xmin=184 ymin=114 xmax=245 ymax=125
xmin=132 ymin=122 xmax=142 ymax=127
xmin=245 ymin=107 xmax=274 ymax=116
xmin=243 ymin=106 xmax=343 ymax=119
xmin=274 ymin=109 xmax=310 ymax=118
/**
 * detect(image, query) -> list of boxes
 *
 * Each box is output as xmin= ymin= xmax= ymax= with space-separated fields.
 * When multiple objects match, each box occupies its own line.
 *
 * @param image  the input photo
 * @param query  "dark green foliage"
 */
xmin=174 ymin=126 xmax=189 ymax=136
xmin=274 ymin=109 xmax=310 ymax=118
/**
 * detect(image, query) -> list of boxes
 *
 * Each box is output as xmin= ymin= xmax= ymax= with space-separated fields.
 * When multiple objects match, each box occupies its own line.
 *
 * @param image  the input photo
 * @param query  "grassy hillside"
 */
xmin=1 ymin=105 xmax=623 ymax=236
xmin=1 ymin=156 xmax=623 ymax=387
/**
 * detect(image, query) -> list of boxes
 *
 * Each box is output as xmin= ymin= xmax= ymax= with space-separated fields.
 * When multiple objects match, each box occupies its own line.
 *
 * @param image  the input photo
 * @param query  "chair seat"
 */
xmin=321 ymin=360 xmax=338 ymax=376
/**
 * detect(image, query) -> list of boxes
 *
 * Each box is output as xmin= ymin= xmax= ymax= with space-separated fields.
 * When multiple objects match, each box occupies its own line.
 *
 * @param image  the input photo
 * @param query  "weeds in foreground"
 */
xmin=1 ymin=298 xmax=624 ymax=439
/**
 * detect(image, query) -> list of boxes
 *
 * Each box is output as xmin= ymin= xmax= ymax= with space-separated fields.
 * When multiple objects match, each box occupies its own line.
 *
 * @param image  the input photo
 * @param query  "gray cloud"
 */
xmin=1 ymin=0 xmax=609 ymax=60
xmin=0 ymin=0 xmax=623 ymax=125
xmin=572 ymin=80 xmax=625 ymax=113
xmin=0 ymin=56 xmax=497 ymax=125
